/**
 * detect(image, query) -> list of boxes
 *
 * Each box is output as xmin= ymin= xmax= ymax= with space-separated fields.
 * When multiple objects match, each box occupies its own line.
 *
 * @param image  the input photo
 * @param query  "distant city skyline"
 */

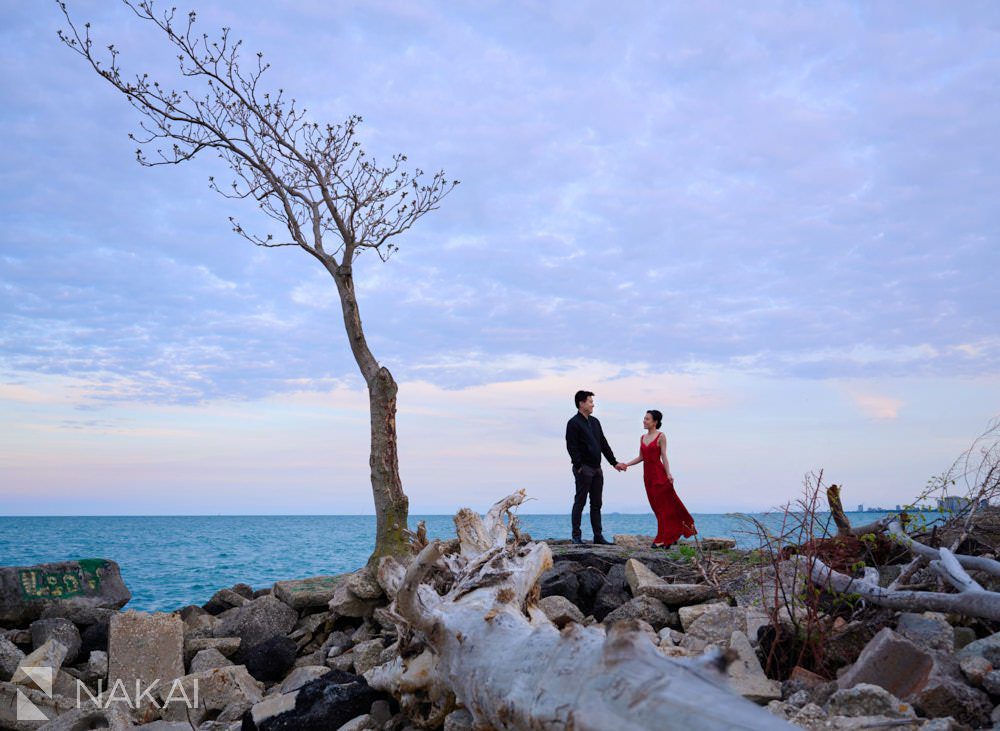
xmin=1 ymin=2 xmax=998 ymax=516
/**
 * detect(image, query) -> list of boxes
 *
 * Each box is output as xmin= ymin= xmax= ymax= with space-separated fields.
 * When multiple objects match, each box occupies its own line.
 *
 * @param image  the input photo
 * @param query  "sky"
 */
xmin=1 ymin=1 xmax=998 ymax=516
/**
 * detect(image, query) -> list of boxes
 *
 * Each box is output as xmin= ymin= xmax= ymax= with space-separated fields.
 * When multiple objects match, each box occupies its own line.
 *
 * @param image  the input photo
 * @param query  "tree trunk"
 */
xmin=330 ymin=263 xmax=409 ymax=564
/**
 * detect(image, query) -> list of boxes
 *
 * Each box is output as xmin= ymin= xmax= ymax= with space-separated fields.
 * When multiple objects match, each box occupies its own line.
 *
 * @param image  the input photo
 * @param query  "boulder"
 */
xmin=539 ymin=562 xmax=583 ymax=607
xmin=279 ymin=665 xmax=332 ymax=694
xmin=688 ymin=537 xmax=737 ymax=551
xmin=345 ymin=570 xmax=383 ymax=601
xmin=107 ymin=610 xmax=185 ymax=707
xmin=351 ymin=639 xmax=386 ymax=676
xmin=184 ymin=636 xmax=241 ymax=663
xmin=244 ymin=669 xmax=384 ymax=731
xmin=86 ymin=649 xmax=108 ymax=680
xmin=0 ymin=635 xmax=25 ymax=682
xmin=836 ymin=628 xmax=933 ymax=698
xmin=214 ymin=595 xmax=297 ymax=661
xmin=189 ymin=647 xmax=234 ymax=673
xmin=203 ymin=587 xmax=250 ymax=615
xmin=0 ymin=679 xmax=78 ymax=727
xmin=328 ymin=583 xmax=381 ymax=620
xmin=909 ymin=666 xmax=991 ymax=727
xmin=0 ymin=559 xmax=131 ymax=627
xmin=725 ymin=630 xmax=780 ymax=704
xmin=591 ymin=564 xmax=631 ymax=622
xmin=895 ymin=612 xmax=954 ymax=655
xmin=959 ymin=655 xmax=991 ymax=686
xmin=156 ymin=663 xmax=264 ymax=726
xmin=29 ymin=618 xmax=81 ymax=665
xmin=274 ymin=575 xmax=346 ymax=611
xmin=680 ymin=603 xmax=767 ymax=646
xmin=610 ymin=535 xmax=655 ymax=550
xmin=11 ymin=638 xmax=69 ymax=684
xmin=243 ymin=635 xmax=298 ymax=682
xmin=537 ymin=595 xmax=584 ymax=627
xmin=826 ymin=683 xmax=915 ymax=718
xmin=602 ymin=595 xmax=675 ymax=631
xmin=624 ymin=559 xmax=717 ymax=606
xmin=79 ymin=616 xmax=110 ymax=657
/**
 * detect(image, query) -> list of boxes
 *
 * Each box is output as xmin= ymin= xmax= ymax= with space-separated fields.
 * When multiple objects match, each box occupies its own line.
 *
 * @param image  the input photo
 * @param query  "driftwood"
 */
xmin=368 ymin=491 xmax=792 ymax=730
xmin=797 ymin=553 xmax=1000 ymax=621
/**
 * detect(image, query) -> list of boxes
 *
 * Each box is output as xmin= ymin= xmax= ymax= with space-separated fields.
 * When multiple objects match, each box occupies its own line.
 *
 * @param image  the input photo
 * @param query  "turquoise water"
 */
xmin=0 ymin=511 xmax=929 ymax=613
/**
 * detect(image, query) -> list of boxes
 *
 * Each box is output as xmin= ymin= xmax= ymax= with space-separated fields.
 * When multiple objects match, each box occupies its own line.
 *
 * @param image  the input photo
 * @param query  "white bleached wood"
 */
xmin=368 ymin=492 xmax=793 ymax=730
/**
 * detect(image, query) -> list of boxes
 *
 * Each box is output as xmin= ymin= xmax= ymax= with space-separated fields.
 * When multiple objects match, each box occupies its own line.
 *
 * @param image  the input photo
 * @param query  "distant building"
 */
xmin=895 ymin=504 xmax=901 ymax=511
xmin=857 ymin=504 xmax=864 ymax=512
xmin=938 ymin=496 xmax=970 ymax=513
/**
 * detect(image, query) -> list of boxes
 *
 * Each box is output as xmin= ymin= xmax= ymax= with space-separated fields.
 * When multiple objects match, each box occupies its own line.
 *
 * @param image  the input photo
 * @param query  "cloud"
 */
xmin=0 ymin=1 xmax=997 ymax=407
xmin=849 ymin=391 xmax=904 ymax=420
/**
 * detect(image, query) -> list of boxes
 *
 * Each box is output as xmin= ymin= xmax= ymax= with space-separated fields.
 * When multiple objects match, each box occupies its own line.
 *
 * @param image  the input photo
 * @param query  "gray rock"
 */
xmin=156 ymin=663 xmax=264 ymax=726
xmin=30 ymin=618 xmax=81 ymax=665
xmin=11 ymin=638 xmax=69 ymax=684
xmin=351 ymin=639 xmax=385 ymax=676
xmin=725 ymin=630 xmax=781 ymax=704
xmin=982 ymin=669 xmax=1000 ymax=695
xmin=895 ymin=612 xmax=954 ymax=655
xmin=203 ymin=588 xmax=249 ymax=615
xmin=0 ymin=635 xmax=25 ymax=682
xmin=108 ymin=610 xmax=185 ymax=710
xmin=274 ymin=575 xmax=346 ymax=611
xmin=33 ymin=702 xmax=133 ymax=730
xmin=370 ymin=699 xmax=392 ymax=725
xmin=346 ymin=569 xmax=383 ymax=601
xmin=86 ymin=649 xmax=108 ymax=679
xmin=591 ymin=564 xmax=631 ymax=622
xmin=836 ymin=628 xmax=933 ymax=699
xmin=336 ymin=714 xmax=374 ymax=731
xmin=956 ymin=629 xmax=1000 ymax=667
xmin=602 ymin=595 xmax=676 ymax=631
xmin=826 ymin=683 xmax=915 ymax=718
xmin=214 ymin=595 xmax=297 ymax=662
xmin=185 ymin=636 xmax=241 ymax=663
xmin=0 ymin=559 xmax=131 ymax=627
xmin=328 ymin=583 xmax=380 ymax=620
xmin=624 ymin=559 xmax=717 ymax=606
xmin=953 ymin=625 xmax=976 ymax=651
xmin=279 ymin=665 xmax=331 ymax=694
xmin=190 ymin=647 xmax=234 ymax=673
xmin=959 ymin=654 xmax=991 ymax=686
xmin=537 ymin=595 xmax=584 ymax=627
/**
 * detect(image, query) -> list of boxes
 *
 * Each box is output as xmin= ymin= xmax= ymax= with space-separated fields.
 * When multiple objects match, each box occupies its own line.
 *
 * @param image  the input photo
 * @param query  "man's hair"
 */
xmin=575 ymin=390 xmax=594 ymax=409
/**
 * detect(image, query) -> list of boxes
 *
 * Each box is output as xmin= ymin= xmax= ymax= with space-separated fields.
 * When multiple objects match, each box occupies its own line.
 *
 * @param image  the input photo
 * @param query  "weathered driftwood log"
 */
xmin=367 ymin=491 xmax=792 ymax=730
xmin=797 ymin=553 xmax=1000 ymax=621
xmin=888 ymin=520 xmax=1000 ymax=578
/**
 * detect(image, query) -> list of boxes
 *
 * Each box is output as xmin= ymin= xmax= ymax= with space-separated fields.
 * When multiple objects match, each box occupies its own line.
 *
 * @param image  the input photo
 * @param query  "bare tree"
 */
xmin=56 ymin=1 xmax=457 ymax=563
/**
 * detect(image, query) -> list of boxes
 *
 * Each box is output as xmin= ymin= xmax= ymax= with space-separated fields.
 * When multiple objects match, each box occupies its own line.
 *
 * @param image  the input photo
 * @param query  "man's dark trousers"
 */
xmin=572 ymin=464 xmax=604 ymax=540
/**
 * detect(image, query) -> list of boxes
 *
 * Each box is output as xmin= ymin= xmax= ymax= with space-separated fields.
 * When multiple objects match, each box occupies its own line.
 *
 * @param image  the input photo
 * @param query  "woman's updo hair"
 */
xmin=647 ymin=409 xmax=663 ymax=429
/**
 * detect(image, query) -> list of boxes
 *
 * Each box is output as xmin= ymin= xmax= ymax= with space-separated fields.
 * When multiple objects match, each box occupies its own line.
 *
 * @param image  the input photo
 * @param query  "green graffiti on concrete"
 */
xmin=19 ymin=559 xmax=107 ymax=600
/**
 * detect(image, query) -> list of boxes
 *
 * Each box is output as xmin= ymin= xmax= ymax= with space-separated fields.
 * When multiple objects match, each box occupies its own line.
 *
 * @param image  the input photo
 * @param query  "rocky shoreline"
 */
xmin=0 ymin=533 xmax=995 ymax=730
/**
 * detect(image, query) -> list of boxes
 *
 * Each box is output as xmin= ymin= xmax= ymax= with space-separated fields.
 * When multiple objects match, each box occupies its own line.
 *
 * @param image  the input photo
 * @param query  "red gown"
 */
xmin=641 ymin=433 xmax=697 ymax=546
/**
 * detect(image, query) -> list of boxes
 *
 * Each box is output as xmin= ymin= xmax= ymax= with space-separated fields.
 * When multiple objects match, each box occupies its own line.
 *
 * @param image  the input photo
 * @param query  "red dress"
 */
xmin=641 ymin=433 xmax=697 ymax=546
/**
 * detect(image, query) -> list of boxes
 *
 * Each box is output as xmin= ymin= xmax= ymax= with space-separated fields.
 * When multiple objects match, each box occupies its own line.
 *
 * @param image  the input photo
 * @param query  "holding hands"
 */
xmin=614 ymin=462 xmax=628 ymax=472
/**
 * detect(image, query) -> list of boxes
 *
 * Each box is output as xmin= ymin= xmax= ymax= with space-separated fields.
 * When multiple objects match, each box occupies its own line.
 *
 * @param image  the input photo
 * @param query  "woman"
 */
xmin=624 ymin=410 xmax=697 ymax=549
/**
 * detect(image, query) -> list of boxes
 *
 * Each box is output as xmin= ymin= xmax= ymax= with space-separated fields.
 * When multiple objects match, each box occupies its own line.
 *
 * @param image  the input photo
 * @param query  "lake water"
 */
xmin=0 ymin=510 xmax=929 ymax=612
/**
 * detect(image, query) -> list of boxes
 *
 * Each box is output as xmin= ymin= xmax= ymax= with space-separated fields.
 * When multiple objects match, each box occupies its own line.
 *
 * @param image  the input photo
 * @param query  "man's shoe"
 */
xmin=593 ymin=535 xmax=613 ymax=545
xmin=571 ymin=536 xmax=584 ymax=545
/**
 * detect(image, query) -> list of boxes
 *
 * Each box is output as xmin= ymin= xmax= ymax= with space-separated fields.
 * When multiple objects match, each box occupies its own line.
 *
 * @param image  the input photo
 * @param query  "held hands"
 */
xmin=614 ymin=462 xmax=628 ymax=472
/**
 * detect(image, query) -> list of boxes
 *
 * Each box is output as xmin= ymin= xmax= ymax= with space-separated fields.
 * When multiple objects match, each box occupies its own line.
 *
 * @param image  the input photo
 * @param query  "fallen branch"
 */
xmin=369 ymin=492 xmax=793 ymax=730
xmin=796 ymin=554 xmax=1000 ymax=621
xmin=888 ymin=521 xmax=1000 ymax=578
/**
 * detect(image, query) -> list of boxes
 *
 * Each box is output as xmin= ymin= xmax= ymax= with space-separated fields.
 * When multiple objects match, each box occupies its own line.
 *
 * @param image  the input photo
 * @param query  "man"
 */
xmin=565 ymin=390 xmax=626 ymax=545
